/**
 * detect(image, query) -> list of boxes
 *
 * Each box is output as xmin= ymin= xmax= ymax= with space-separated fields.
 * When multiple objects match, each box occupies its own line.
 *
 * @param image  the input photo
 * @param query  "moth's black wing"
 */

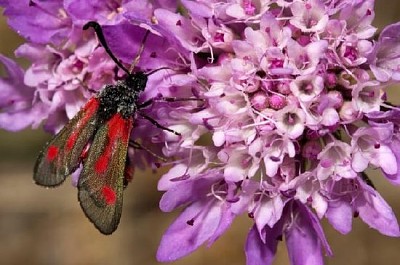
xmin=78 ymin=113 xmax=133 ymax=234
xmin=34 ymin=98 xmax=100 ymax=187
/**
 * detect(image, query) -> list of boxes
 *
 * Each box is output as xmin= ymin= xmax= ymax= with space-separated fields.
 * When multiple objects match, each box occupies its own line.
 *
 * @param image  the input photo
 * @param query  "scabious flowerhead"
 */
xmin=2 ymin=0 xmax=400 ymax=264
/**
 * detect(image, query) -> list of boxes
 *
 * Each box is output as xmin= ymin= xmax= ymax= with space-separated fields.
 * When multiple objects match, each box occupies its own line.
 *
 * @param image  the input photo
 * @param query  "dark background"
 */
xmin=1 ymin=2 xmax=400 ymax=265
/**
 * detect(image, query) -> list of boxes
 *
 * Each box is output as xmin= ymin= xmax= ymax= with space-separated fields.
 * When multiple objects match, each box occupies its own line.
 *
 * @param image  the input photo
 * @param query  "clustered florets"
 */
xmin=2 ymin=1 xmax=400 ymax=265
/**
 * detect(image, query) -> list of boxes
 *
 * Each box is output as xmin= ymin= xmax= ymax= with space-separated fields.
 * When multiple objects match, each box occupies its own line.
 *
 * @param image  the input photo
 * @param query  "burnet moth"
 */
xmin=33 ymin=21 xmax=178 ymax=235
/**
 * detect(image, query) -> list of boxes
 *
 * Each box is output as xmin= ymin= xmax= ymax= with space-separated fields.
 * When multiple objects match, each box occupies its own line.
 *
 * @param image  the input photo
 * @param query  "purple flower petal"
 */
xmin=64 ymin=0 xmax=126 ymax=26
xmin=326 ymin=200 xmax=353 ymax=234
xmin=153 ymin=9 xmax=207 ymax=53
xmin=356 ymin=182 xmax=400 ymax=237
xmin=384 ymin=138 xmax=400 ymax=185
xmin=159 ymin=176 xmax=219 ymax=212
xmin=181 ymin=0 xmax=213 ymax=18
xmin=302 ymin=205 xmax=333 ymax=256
xmin=245 ymin=224 xmax=281 ymax=265
xmin=254 ymin=196 xmax=285 ymax=234
xmin=369 ymin=22 xmax=400 ymax=82
xmin=101 ymin=23 xmax=181 ymax=69
xmin=285 ymin=204 xmax=326 ymax=265
xmin=156 ymin=200 xmax=223 ymax=262
xmin=207 ymin=204 xmax=235 ymax=245
xmin=0 ymin=55 xmax=47 ymax=131
xmin=3 ymin=0 xmax=71 ymax=44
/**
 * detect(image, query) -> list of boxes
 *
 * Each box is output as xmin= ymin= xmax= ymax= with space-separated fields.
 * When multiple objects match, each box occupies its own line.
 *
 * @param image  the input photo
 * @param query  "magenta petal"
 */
xmin=303 ymin=205 xmax=333 ymax=256
xmin=0 ymin=55 xmax=25 ymax=87
xmin=153 ymin=9 xmax=205 ymax=53
xmin=369 ymin=22 xmax=400 ymax=82
xmin=64 ymin=0 xmax=129 ymax=25
xmin=159 ymin=176 xmax=218 ymax=212
xmin=102 ymin=23 xmax=179 ymax=69
xmin=159 ymin=181 xmax=197 ymax=212
xmin=102 ymin=23 xmax=148 ymax=64
xmin=326 ymin=200 xmax=353 ymax=234
xmin=0 ymin=103 xmax=46 ymax=131
xmin=384 ymin=138 xmax=400 ymax=185
xmin=0 ymin=55 xmax=47 ymax=131
xmin=207 ymin=204 xmax=235 ymax=246
xmin=3 ymin=0 xmax=71 ymax=44
xmin=124 ymin=9 xmax=196 ymax=57
xmin=245 ymin=224 xmax=281 ymax=265
xmin=156 ymin=201 xmax=222 ymax=262
xmin=370 ymin=64 xmax=391 ymax=82
xmin=285 ymin=205 xmax=326 ymax=265
xmin=181 ymin=0 xmax=213 ymax=18
xmin=64 ymin=0 xmax=104 ymax=25
xmin=356 ymin=182 xmax=400 ymax=237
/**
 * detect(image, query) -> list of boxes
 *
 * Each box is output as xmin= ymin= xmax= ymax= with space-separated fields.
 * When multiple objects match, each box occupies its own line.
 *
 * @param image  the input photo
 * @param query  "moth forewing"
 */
xmin=34 ymin=98 xmax=100 ymax=187
xmin=78 ymin=113 xmax=133 ymax=234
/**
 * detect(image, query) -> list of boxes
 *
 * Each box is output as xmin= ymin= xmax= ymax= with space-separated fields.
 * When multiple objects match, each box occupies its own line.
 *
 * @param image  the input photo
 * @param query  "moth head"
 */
xmin=127 ymin=72 xmax=148 ymax=92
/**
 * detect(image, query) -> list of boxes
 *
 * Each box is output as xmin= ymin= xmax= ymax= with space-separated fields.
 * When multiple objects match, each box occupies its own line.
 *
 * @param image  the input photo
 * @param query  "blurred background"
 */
xmin=1 ymin=1 xmax=400 ymax=265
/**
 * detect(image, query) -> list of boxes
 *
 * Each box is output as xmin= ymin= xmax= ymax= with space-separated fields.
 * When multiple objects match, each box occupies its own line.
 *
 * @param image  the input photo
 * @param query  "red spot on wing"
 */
xmin=66 ymin=132 xmax=78 ymax=150
xmin=65 ymin=98 xmax=99 ymax=151
xmin=46 ymin=145 xmax=59 ymax=162
xmin=102 ymin=186 xmax=116 ymax=205
xmin=121 ymin=121 xmax=132 ymax=143
xmin=108 ymin=114 xmax=125 ymax=140
xmin=108 ymin=114 xmax=133 ymax=143
xmin=94 ymin=114 xmax=133 ymax=174
xmin=95 ymin=155 xmax=109 ymax=174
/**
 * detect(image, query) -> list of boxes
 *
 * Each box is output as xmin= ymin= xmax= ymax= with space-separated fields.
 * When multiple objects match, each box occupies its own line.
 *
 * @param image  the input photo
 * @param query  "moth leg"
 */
xmin=138 ymin=96 xmax=204 ymax=109
xmin=124 ymin=140 xmax=166 ymax=188
xmin=138 ymin=112 xmax=180 ymax=136
xmin=128 ymin=140 xmax=142 ymax=149
xmin=137 ymin=99 xmax=153 ymax=109
xmin=74 ymin=78 xmax=97 ymax=94
xmin=129 ymin=140 xmax=167 ymax=162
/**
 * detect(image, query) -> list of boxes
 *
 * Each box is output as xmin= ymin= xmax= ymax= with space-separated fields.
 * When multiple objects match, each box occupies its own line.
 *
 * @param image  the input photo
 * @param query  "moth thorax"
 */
xmin=98 ymin=83 xmax=139 ymax=121
xmin=118 ymin=101 xmax=137 ymax=119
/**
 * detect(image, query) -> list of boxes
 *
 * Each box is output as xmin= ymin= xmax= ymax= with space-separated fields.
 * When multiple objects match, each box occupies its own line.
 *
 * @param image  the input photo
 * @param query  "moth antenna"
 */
xmin=129 ymin=30 xmax=150 ymax=74
xmin=83 ymin=21 xmax=131 ymax=75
